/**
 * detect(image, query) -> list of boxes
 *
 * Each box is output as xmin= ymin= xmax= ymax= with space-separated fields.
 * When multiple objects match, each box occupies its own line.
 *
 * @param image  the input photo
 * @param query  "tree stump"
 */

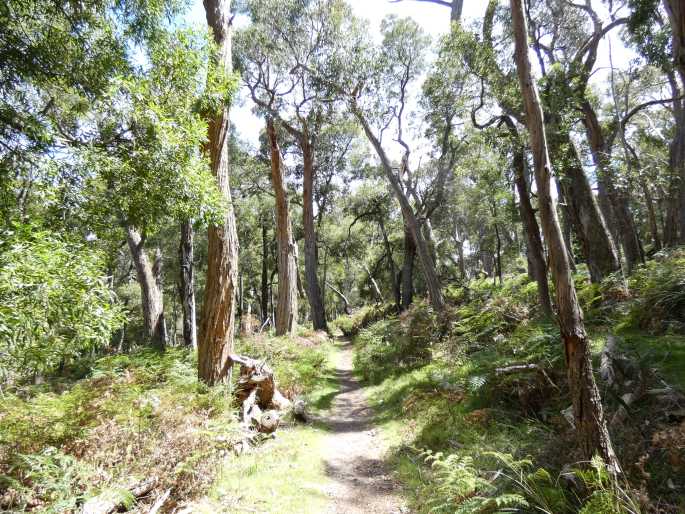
xmin=229 ymin=353 xmax=291 ymax=433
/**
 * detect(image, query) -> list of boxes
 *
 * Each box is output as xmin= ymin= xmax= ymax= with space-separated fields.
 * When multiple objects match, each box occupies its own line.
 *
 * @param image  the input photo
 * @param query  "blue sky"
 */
xmin=184 ymin=0 xmax=477 ymax=146
xmin=183 ymin=0 xmax=636 ymax=161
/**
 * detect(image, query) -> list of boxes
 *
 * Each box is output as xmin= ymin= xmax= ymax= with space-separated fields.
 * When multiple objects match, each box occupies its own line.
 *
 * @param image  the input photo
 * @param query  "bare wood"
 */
xmin=146 ymin=489 xmax=170 ymax=514
xmin=81 ymin=477 xmax=158 ymax=514
xmin=599 ymin=335 xmax=620 ymax=389
xmin=326 ymin=281 xmax=352 ymax=315
xmin=126 ymin=227 xmax=167 ymax=349
xmin=267 ymin=119 xmax=298 ymax=335
xmin=494 ymin=364 xmax=558 ymax=390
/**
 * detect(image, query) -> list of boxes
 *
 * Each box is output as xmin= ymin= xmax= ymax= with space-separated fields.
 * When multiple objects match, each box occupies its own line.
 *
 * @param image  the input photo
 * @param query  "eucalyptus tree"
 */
xmin=518 ymin=0 xmax=623 ymax=282
xmin=662 ymin=0 xmax=685 ymax=245
xmin=199 ymin=0 xmax=241 ymax=385
xmin=625 ymin=0 xmax=685 ymax=247
xmin=429 ymin=5 xmax=552 ymax=314
xmin=510 ymin=0 xmax=621 ymax=475
xmin=236 ymin=0 xmax=352 ymax=330
xmin=0 ymin=0 xmax=163 ymax=223
xmin=328 ymin=15 xmax=446 ymax=310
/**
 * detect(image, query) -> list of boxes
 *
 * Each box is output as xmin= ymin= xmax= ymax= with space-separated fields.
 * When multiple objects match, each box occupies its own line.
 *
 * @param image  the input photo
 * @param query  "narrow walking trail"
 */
xmin=317 ymin=338 xmax=407 ymax=514
xmin=191 ymin=337 xmax=408 ymax=513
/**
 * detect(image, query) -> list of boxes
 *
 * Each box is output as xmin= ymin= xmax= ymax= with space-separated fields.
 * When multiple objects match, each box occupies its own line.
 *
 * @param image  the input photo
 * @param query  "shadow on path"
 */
xmin=315 ymin=338 xmax=408 ymax=514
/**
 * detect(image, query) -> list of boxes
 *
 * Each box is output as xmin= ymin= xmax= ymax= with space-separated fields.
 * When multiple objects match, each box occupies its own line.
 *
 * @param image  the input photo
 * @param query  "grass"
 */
xmin=198 ymin=426 xmax=333 ymax=513
xmin=345 ymin=258 xmax=685 ymax=513
xmin=190 ymin=333 xmax=343 ymax=513
xmin=0 ymin=331 xmax=340 ymax=513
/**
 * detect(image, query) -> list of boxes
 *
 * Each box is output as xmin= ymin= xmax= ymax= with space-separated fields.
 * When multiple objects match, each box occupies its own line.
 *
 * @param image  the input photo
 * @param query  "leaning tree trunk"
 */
xmin=352 ymin=105 xmax=444 ymax=310
xmin=582 ymin=101 xmax=643 ymax=272
xmin=301 ymin=135 xmax=327 ymax=331
xmin=267 ymin=119 xmax=298 ymax=335
xmin=126 ymin=226 xmax=167 ymax=350
xmin=401 ymin=218 xmax=416 ymax=310
xmin=547 ymin=124 xmax=620 ymax=283
xmin=198 ymin=0 xmax=239 ymax=385
xmin=510 ymin=0 xmax=621 ymax=476
xmin=554 ymin=178 xmax=578 ymax=272
xmin=506 ymin=121 xmax=553 ymax=316
xmin=179 ymin=220 xmax=197 ymax=348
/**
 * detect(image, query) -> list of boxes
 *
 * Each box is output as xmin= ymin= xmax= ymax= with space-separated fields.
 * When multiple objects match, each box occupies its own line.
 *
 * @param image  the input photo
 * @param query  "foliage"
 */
xmin=1 ymin=448 xmax=94 ymax=513
xmin=0 ymin=228 xmax=123 ymax=380
xmin=333 ymin=304 xmax=395 ymax=337
xmin=421 ymin=450 xmax=527 ymax=513
xmin=81 ymin=28 xmax=227 ymax=233
xmin=412 ymin=449 xmax=644 ymax=514
xmin=235 ymin=333 xmax=335 ymax=401
xmin=623 ymin=249 xmax=685 ymax=333
xmin=353 ymin=304 xmax=435 ymax=384
xmin=0 ymin=348 xmax=238 ymax=511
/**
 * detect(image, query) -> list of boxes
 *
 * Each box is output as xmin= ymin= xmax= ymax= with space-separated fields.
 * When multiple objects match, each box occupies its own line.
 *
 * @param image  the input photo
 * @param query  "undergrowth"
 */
xmin=347 ymin=251 xmax=685 ymax=513
xmin=0 ymin=332 xmax=335 ymax=513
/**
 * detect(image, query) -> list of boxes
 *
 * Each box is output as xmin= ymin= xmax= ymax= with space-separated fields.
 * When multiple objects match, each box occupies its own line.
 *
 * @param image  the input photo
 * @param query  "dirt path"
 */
xmin=317 ymin=339 xmax=408 ymax=514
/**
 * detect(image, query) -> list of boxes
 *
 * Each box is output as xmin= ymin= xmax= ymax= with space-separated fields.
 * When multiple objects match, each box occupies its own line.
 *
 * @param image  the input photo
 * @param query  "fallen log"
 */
xmin=494 ymin=363 xmax=558 ymax=390
xmin=228 ymin=353 xmax=291 ymax=433
xmin=146 ymin=489 xmax=170 ymax=514
xmin=81 ymin=477 xmax=158 ymax=514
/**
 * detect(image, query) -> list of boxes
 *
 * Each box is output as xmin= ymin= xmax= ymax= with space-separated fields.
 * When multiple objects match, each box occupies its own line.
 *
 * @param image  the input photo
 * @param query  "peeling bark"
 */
xmin=199 ymin=0 xmax=239 ymax=385
xmin=511 ymin=0 xmax=621 ymax=475
xmin=126 ymin=226 xmax=167 ymax=350
xmin=267 ymin=119 xmax=298 ymax=335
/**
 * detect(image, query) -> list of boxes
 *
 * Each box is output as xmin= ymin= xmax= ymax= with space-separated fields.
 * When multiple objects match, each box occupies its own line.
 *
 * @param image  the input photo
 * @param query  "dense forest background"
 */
xmin=1 ymin=0 xmax=685 ymax=512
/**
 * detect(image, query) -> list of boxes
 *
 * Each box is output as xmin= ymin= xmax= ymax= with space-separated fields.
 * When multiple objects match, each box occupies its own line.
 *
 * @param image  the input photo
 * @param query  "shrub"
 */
xmin=625 ymin=249 xmax=685 ymax=333
xmin=333 ymin=303 xmax=394 ymax=337
xmin=353 ymin=308 xmax=433 ymax=384
xmin=418 ymin=451 xmax=643 ymax=514
xmin=0 ymin=228 xmax=124 ymax=381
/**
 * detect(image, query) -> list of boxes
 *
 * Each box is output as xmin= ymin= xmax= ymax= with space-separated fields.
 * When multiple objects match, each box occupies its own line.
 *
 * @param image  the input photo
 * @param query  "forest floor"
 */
xmin=189 ymin=336 xmax=408 ymax=514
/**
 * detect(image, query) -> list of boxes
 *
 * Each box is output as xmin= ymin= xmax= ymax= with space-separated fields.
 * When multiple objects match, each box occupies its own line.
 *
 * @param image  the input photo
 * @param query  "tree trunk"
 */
xmin=260 ymin=219 xmax=269 ymax=323
xmin=300 ymin=136 xmax=327 ymax=331
xmin=641 ymin=177 xmax=662 ymax=251
xmin=401 ymin=219 xmax=416 ymax=310
xmin=450 ymin=0 xmax=463 ymax=22
xmin=126 ymin=226 xmax=167 ymax=350
xmin=582 ymin=101 xmax=643 ymax=272
xmin=664 ymin=0 xmax=685 ymax=245
xmin=326 ymin=282 xmax=351 ymax=315
xmin=379 ymin=218 xmax=401 ymax=310
xmin=555 ymin=177 xmax=578 ymax=272
xmin=547 ymin=124 xmax=620 ymax=283
xmin=267 ymin=119 xmax=298 ymax=336
xmin=352 ymin=106 xmax=444 ymax=310
xmin=508 ymin=124 xmax=553 ymax=316
xmin=178 ymin=220 xmax=197 ymax=348
xmin=510 ymin=0 xmax=621 ymax=476
xmin=199 ymin=0 xmax=239 ymax=385
xmin=493 ymin=203 xmax=503 ymax=286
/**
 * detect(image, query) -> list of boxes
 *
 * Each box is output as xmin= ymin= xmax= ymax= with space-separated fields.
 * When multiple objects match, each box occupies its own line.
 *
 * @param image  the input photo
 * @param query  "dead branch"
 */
xmin=81 ymin=477 xmax=158 ymax=514
xmin=495 ymin=363 xmax=559 ymax=390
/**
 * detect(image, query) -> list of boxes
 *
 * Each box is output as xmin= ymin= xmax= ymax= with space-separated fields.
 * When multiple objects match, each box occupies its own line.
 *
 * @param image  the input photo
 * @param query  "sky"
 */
xmin=185 ymin=0 xmax=486 ymax=146
xmin=183 ymin=0 xmax=638 ymax=160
